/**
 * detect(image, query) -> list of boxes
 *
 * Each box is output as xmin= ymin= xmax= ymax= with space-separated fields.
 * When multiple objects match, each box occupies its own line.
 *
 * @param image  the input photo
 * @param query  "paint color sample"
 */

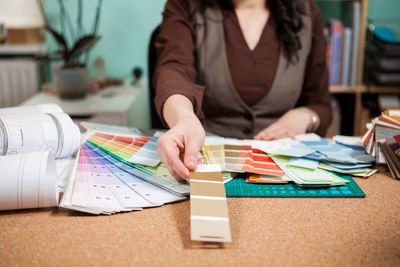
xmin=87 ymin=132 xmax=189 ymax=196
xmin=190 ymin=164 xmax=231 ymax=243
xmin=63 ymin=143 xmax=185 ymax=215
xmin=127 ymin=132 xmax=161 ymax=167
xmin=296 ymin=133 xmax=374 ymax=164
xmin=271 ymin=155 xmax=349 ymax=187
xmin=242 ymin=148 xmax=284 ymax=176
xmin=203 ymin=144 xmax=284 ymax=176
xmin=246 ymin=174 xmax=290 ymax=184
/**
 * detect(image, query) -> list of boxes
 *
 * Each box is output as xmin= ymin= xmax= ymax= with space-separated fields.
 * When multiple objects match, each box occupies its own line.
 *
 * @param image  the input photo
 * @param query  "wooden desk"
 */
xmin=1 ymin=168 xmax=399 ymax=266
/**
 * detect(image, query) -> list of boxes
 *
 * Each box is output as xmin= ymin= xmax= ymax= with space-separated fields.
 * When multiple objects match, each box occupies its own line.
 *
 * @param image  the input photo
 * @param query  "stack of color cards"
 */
xmin=87 ymin=132 xmax=190 ymax=195
xmin=190 ymin=164 xmax=231 ymax=243
xmin=202 ymin=137 xmax=285 ymax=176
xmin=61 ymin=143 xmax=185 ymax=214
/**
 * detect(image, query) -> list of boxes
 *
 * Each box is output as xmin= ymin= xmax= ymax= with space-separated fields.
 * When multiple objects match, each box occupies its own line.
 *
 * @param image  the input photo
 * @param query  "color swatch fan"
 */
xmin=87 ymin=132 xmax=189 ymax=195
xmin=60 ymin=143 xmax=185 ymax=214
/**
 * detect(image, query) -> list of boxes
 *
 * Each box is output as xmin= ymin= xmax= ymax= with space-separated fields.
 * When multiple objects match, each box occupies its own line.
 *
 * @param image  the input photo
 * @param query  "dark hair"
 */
xmin=196 ymin=0 xmax=304 ymax=64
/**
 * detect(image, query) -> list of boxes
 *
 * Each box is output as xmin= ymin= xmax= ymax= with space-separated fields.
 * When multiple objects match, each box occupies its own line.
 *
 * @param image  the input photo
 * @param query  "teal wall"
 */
xmin=44 ymin=0 xmax=400 ymax=79
xmin=368 ymin=0 xmax=400 ymax=33
xmin=317 ymin=0 xmax=400 ymax=32
xmin=44 ymin=0 xmax=166 ymax=79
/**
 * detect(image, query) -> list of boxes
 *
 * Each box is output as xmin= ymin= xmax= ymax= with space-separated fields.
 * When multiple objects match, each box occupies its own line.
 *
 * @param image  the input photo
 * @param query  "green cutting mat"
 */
xmin=225 ymin=174 xmax=365 ymax=198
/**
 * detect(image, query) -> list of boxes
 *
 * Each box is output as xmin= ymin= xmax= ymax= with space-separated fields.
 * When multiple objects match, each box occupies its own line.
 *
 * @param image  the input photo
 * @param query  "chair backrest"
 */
xmin=148 ymin=25 xmax=166 ymax=129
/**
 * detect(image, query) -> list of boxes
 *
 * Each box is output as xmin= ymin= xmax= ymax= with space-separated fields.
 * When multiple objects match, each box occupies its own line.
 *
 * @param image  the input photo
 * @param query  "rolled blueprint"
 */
xmin=0 ymin=151 xmax=58 ymax=211
xmin=0 ymin=111 xmax=80 ymax=158
xmin=0 ymin=103 xmax=63 ymax=115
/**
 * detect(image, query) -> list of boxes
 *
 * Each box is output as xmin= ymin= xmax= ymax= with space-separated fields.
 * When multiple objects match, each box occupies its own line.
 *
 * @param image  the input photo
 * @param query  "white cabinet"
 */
xmin=21 ymin=81 xmax=151 ymax=129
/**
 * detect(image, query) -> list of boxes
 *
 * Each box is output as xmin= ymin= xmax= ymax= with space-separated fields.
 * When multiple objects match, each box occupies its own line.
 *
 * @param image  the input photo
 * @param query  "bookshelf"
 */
xmin=317 ymin=0 xmax=369 ymax=135
xmin=368 ymin=85 xmax=400 ymax=94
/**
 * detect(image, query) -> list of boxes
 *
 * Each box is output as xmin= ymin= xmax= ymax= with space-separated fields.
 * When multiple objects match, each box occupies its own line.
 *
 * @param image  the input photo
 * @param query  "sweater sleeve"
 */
xmin=153 ymin=0 xmax=205 ymax=127
xmin=296 ymin=0 xmax=333 ymax=136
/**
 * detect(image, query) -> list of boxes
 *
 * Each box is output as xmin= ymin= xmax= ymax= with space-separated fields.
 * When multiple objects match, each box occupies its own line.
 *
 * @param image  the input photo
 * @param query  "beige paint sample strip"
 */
xmin=190 ymin=164 xmax=232 ymax=243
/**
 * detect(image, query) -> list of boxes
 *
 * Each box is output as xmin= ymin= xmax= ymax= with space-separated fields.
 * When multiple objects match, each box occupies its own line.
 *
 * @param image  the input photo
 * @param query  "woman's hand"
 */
xmin=254 ymin=107 xmax=317 ymax=140
xmin=157 ymin=94 xmax=205 ymax=182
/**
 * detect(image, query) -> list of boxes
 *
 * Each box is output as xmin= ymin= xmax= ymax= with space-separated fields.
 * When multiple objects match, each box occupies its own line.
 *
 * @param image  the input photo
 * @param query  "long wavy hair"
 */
xmin=195 ymin=0 xmax=304 ymax=64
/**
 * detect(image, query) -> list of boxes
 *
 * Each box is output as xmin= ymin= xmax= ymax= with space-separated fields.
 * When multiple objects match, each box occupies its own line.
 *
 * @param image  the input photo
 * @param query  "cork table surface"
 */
xmin=1 ymin=167 xmax=399 ymax=267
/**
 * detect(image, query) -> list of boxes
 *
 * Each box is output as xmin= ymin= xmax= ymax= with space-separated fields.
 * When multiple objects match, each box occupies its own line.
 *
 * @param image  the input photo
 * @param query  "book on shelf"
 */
xmin=324 ymin=1 xmax=361 ymax=87
xmin=341 ymin=28 xmax=353 ymax=86
xmin=346 ymin=1 xmax=361 ymax=86
xmin=328 ymin=19 xmax=343 ymax=85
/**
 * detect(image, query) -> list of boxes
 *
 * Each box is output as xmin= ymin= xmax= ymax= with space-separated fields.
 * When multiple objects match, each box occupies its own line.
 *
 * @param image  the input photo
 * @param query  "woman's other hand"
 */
xmin=157 ymin=94 xmax=205 ymax=182
xmin=254 ymin=107 xmax=318 ymax=140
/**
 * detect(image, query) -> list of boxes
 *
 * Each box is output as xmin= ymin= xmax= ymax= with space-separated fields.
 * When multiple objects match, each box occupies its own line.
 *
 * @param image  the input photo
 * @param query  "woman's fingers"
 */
xmin=157 ymin=135 xmax=189 ymax=181
xmin=156 ymin=113 xmax=205 ymax=182
xmin=183 ymin=133 xmax=204 ymax=172
xmin=198 ymin=158 xmax=207 ymax=164
xmin=254 ymin=125 xmax=295 ymax=141
xmin=254 ymin=125 xmax=276 ymax=140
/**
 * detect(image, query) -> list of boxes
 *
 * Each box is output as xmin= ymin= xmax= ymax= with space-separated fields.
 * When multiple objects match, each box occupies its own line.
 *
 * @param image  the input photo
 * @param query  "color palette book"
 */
xmin=202 ymin=144 xmax=225 ymax=170
xmin=296 ymin=133 xmax=375 ymax=164
xmin=127 ymin=131 xmax=162 ymax=167
xmin=271 ymin=155 xmax=349 ymax=187
xmin=190 ymin=164 xmax=232 ymax=243
xmin=88 ymin=132 xmax=149 ymax=162
xmin=86 ymin=141 xmax=190 ymax=196
xmin=253 ymin=138 xmax=315 ymax=158
xmin=202 ymin=137 xmax=284 ymax=176
xmin=61 ymin=143 xmax=185 ymax=215
xmin=223 ymin=143 xmax=252 ymax=172
xmin=86 ymin=132 xmax=190 ymax=196
xmin=242 ymin=148 xmax=284 ymax=176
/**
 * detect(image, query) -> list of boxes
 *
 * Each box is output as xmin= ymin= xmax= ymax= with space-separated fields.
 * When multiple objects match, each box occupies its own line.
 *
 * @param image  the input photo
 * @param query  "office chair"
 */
xmin=148 ymin=25 xmax=166 ymax=129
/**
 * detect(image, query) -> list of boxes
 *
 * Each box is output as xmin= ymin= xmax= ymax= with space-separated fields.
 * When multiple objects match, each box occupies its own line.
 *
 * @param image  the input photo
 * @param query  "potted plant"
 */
xmin=41 ymin=0 xmax=103 ymax=99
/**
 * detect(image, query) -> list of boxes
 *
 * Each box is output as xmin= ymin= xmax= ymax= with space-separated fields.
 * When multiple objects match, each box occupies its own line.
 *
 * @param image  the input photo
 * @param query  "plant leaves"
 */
xmin=45 ymin=25 xmax=68 ymax=54
xmin=69 ymin=35 xmax=101 ymax=58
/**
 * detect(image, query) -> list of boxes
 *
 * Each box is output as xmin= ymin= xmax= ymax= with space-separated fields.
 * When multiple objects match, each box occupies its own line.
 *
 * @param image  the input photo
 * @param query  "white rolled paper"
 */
xmin=0 ymin=112 xmax=80 ymax=158
xmin=0 ymin=103 xmax=64 ymax=115
xmin=0 ymin=151 xmax=58 ymax=211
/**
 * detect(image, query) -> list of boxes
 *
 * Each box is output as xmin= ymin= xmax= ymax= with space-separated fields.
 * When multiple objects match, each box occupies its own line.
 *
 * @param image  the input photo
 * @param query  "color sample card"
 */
xmin=296 ymin=133 xmax=375 ymax=164
xmin=271 ymin=155 xmax=349 ymax=187
xmin=190 ymin=164 xmax=232 ymax=243
xmin=224 ymin=144 xmax=252 ymax=172
xmin=253 ymin=138 xmax=315 ymax=157
xmin=242 ymin=148 xmax=284 ymax=176
xmin=246 ymin=173 xmax=290 ymax=184
xmin=318 ymin=162 xmax=377 ymax=177
xmin=202 ymin=138 xmax=284 ymax=176
xmin=202 ymin=144 xmax=225 ymax=170
xmin=87 ymin=132 xmax=190 ymax=196
xmin=88 ymin=132 xmax=149 ymax=161
xmin=288 ymin=157 xmax=319 ymax=170
xmin=64 ymin=143 xmax=185 ymax=215
xmin=85 ymin=141 xmax=190 ymax=196
xmin=127 ymin=132 xmax=162 ymax=167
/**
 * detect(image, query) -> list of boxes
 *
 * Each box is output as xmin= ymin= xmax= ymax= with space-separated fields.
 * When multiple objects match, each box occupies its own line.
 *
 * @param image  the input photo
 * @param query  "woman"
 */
xmin=154 ymin=0 xmax=332 ymax=181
